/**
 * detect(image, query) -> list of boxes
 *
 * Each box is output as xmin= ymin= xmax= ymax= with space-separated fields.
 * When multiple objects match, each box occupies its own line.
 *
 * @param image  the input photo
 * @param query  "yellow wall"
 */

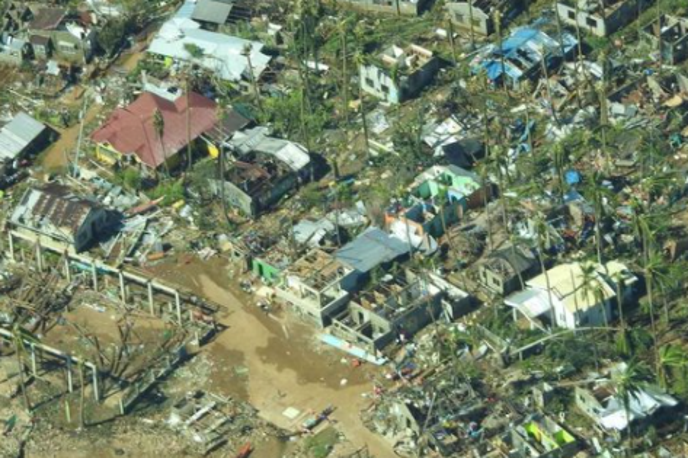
xmin=95 ymin=144 xmax=120 ymax=165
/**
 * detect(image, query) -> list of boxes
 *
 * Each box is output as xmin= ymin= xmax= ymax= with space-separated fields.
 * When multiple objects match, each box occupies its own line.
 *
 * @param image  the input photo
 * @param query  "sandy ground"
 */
xmin=146 ymin=256 xmax=394 ymax=457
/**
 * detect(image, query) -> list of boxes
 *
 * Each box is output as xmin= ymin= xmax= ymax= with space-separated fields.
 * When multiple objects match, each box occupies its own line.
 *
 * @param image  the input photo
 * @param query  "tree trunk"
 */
xmin=14 ymin=338 xmax=31 ymax=413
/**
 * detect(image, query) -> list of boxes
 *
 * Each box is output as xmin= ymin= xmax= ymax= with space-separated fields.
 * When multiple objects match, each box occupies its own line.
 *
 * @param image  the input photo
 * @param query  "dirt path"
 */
xmin=199 ymin=274 xmax=393 ymax=457
xmin=39 ymin=98 xmax=100 ymax=172
xmin=146 ymin=256 xmax=393 ymax=457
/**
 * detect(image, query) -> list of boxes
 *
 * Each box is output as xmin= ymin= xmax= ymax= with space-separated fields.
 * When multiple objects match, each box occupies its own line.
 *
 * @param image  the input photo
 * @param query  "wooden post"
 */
xmin=35 ymin=240 xmax=43 ymax=272
xmin=64 ymin=251 xmax=71 ymax=282
xmin=175 ymin=291 xmax=182 ymax=325
xmin=91 ymin=262 xmax=98 ymax=290
xmin=67 ymin=358 xmax=74 ymax=393
xmin=119 ymin=270 xmax=127 ymax=304
xmin=30 ymin=344 xmax=37 ymax=376
xmin=148 ymin=281 xmax=155 ymax=316
xmin=7 ymin=231 xmax=14 ymax=261
xmin=92 ymin=369 xmax=100 ymax=402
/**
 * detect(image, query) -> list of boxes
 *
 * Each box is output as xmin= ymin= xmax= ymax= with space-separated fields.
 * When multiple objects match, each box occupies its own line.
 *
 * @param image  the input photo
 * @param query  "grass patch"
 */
xmin=304 ymin=426 xmax=338 ymax=458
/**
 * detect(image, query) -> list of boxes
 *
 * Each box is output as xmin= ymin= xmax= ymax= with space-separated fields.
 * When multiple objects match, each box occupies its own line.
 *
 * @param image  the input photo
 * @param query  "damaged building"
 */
xmin=477 ymin=244 xmax=540 ymax=296
xmin=275 ymin=249 xmax=355 ymax=327
xmin=210 ymin=126 xmax=311 ymax=218
xmin=445 ymin=0 xmax=526 ymax=36
xmin=575 ymin=363 xmax=678 ymax=435
xmin=329 ymin=270 xmax=472 ymax=353
xmin=505 ymin=261 xmax=638 ymax=330
xmin=9 ymin=183 xmax=120 ymax=253
xmin=472 ymin=25 xmax=577 ymax=89
xmin=556 ymin=0 xmax=651 ymax=37
xmin=336 ymin=0 xmax=433 ymax=16
xmin=641 ymin=14 xmax=688 ymax=65
xmin=360 ymin=44 xmax=440 ymax=104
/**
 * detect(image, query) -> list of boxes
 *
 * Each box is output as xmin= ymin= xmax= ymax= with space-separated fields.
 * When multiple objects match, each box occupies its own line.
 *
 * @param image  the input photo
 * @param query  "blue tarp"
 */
xmin=475 ymin=26 xmax=577 ymax=84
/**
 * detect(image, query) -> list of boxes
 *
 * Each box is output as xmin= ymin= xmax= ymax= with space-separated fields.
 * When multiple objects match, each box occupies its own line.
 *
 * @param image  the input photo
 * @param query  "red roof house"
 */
xmin=91 ymin=92 xmax=218 ymax=169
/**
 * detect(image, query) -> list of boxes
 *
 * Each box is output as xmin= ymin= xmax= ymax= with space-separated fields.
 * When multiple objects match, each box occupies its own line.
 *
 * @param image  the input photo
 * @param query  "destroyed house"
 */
xmin=360 ymin=44 xmax=440 ymax=104
xmin=0 ymin=35 xmax=30 ymax=66
xmin=212 ymin=127 xmax=310 ymax=218
xmin=148 ymin=0 xmax=271 ymax=83
xmin=575 ymin=364 xmax=678 ymax=434
xmin=330 ymin=271 xmax=472 ymax=352
xmin=505 ymin=261 xmax=637 ymax=330
xmin=473 ymin=26 xmax=577 ymax=89
xmin=368 ymin=379 xmax=482 ymax=456
xmin=477 ymin=244 xmax=540 ymax=296
xmin=336 ymin=0 xmax=433 ymax=16
xmin=10 ymin=184 xmax=118 ymax=252
xmin=275 ymin=249 xmax=355 ymax=327
xmin=507 ymin=415 xmax=578 ymax=458
xmin=446 ymin=0 xmax=526 ymax=36
xmin=556 ymin=0 xmax=650 ymax=37
xmin=91 ymin=91 xmax=218 ymax=171
xmin=28 ymin=7 xmax=96 ymax=63
xmin=1 ymin=2 xmax=33 ymax=33
xmin=411 ymin=164 xmax=487 ymax=209
xmin=641 ymin=14 xmax=688 ymax=65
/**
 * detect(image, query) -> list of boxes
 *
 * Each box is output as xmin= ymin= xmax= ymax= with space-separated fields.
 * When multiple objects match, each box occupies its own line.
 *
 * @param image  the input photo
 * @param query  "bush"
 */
xmin=148 ymin=180 xmax=184 ymax=206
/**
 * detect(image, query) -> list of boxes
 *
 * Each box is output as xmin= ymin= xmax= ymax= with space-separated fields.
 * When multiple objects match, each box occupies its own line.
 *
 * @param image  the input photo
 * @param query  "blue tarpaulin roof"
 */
xmin=475 ymin=26 xmax=577 ymax=84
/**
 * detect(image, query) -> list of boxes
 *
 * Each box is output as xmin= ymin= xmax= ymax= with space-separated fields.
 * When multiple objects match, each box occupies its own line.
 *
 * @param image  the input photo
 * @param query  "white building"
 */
xmin=505 ymin=261 xmax=637 ymax=330
xmin=148 ymin=1 xmax=271 ymax=82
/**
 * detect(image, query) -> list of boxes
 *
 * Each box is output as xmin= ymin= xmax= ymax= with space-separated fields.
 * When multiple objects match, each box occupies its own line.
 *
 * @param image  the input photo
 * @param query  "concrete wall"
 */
xmin=210 ymin=179 xmax=255 ymax=216
xmin=446 ymin=3 xmax=491 ymax=35
xmin=360 ymin=56 xmax=440 ymax=104
xmin=275 ymin=283 xmax=350 ymax=327
xmin=338 ymin=0 xmax=432 ymax=16
xmin=556 ymin=0 xmax=648 ymax=37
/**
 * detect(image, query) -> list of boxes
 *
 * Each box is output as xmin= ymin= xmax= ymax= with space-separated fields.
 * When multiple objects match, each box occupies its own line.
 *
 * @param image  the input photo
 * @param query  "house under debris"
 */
xmin=641 ymin=14 xmax=688 ymax=65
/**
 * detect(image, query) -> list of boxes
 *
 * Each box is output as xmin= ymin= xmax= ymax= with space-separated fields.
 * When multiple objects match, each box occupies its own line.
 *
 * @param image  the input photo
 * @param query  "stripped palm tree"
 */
xmin=152 ymin=108 xmax=170 ymax=177
xmin=612 ymin=360 xmax=652 ymax=454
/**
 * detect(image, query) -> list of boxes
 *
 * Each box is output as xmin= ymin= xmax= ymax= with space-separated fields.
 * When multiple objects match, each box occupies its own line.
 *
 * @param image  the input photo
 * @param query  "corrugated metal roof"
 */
xmin=0 ymin=112 xmax=46 ymax=161
xmin=335 ymin=227 xmax=409 ymax=273
xmin=192 ymin=0 xmax=233 ymax=24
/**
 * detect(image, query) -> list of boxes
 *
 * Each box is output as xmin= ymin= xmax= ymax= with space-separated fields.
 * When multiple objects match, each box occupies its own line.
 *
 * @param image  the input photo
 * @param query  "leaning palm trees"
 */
xmin=612 ymin=360 xmax=652 ymax=454
xmin=11 ymin=321 xmax=32 ymax=413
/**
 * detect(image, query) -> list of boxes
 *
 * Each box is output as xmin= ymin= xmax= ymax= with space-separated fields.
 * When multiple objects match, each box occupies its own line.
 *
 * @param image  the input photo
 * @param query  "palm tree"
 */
xmin=494 ymin=9 xmax=508 ymax=95
xmin=611 ymin=270 xmax=630 ymax=355
xmin=612 ymin=360 xmax=652 ymax=453
xmin=534 ymin=214 xmax=556 ymax=329
xmin=583 ymin=172 xmax=613 ymax=265
xmin=467 ymin=0 xmax=476 ymax=50
xmin=436 ymin=189 xmax=457 ymax=255
xmin=658 ymin=344 xmax=687 ymax=391
xmin=579 ymin=261 xmax=609 ymax=327
xmin=152 ymin=108 xmax=170 ymax=177
xmin=11 ymin=322 xmax=32 ymax=413
xmin=242 ymin=43 xmax=261 ymax=113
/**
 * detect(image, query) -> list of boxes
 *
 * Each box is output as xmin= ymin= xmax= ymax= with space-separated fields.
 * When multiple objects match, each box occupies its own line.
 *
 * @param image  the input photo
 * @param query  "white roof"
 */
xmin=148 ymin=4 xmax=271 ymax=82
xmin=0 ymin=112 xmax=46 ymax=161
xmin=505 ymin=288 xmax=553 ymax=319
xmin=599 ymin=385 xmax=678 ymax=431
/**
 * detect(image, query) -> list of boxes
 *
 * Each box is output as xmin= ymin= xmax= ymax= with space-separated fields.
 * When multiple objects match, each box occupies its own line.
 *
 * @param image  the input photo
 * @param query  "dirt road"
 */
xmin=147 ymin=257 xmax=394 ymax=457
